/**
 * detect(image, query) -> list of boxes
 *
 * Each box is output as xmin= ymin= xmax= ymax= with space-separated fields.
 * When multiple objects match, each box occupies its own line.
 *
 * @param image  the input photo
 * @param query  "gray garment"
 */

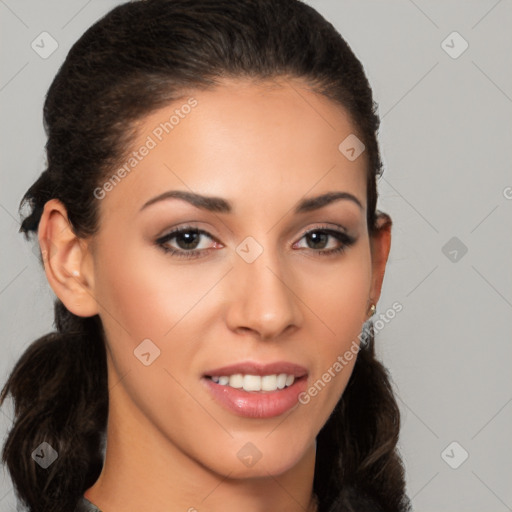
xmin=74 ymin=495 xmax=103 ymax=512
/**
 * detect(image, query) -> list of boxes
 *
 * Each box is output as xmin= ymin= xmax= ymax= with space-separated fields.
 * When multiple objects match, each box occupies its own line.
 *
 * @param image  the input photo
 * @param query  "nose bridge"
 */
xmin=226 ymin=237 xmax=302 ymax=338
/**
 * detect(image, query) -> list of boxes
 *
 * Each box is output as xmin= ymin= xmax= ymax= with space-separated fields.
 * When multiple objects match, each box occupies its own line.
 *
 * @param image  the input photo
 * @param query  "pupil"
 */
xmin=308 ymin=231 xmax=327 ymax=249
xmin=178 ymin=231 xmax=199 ymax=249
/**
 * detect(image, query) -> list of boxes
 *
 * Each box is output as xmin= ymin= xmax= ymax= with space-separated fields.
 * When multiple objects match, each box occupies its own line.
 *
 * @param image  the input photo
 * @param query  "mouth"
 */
xmin=201 ymin=361 xmax=309 ymax=418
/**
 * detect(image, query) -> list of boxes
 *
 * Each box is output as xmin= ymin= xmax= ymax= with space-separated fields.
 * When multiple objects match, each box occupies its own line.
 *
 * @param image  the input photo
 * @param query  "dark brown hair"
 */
xmin=0 ymin=1 xmax=410 ymax=511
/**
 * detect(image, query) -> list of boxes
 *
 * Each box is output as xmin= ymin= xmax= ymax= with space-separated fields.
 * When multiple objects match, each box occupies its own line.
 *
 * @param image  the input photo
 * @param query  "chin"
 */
xmin=202 ymin=434 xmax=315 ymax=480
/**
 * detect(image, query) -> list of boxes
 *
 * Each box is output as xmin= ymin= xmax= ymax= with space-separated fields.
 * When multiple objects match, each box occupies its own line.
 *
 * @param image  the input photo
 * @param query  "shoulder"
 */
xmin=74 ymin=495 xmax=103 ymax=512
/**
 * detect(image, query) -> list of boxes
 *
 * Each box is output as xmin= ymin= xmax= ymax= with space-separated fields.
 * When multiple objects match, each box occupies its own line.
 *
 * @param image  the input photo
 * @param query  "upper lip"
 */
xmin=203 ymin=361 xmax=308 ymax=378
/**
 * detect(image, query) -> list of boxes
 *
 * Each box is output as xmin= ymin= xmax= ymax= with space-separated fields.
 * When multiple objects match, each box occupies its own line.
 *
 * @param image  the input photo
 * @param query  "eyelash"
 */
xmin=155 ymin=224 xmax=356 ymax=260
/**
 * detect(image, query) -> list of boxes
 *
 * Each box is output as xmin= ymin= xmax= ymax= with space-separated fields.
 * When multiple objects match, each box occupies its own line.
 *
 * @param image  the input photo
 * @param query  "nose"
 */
xmin=224 ymin=249 xmax=303 ymax=341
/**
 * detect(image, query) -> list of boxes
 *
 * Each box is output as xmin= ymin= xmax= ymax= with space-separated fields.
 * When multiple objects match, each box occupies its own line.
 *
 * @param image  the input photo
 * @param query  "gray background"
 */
xmin=1 ymin=0 xmax=511 ymax=510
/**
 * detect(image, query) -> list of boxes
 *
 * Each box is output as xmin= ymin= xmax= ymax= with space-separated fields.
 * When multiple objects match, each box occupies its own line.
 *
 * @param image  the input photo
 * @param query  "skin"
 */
xmin=38 ymin=77 xmax=391 ymax=512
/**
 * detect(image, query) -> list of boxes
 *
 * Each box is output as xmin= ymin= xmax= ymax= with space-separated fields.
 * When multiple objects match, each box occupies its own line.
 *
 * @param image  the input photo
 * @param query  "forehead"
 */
xmin=97 ymin=77 xmax=368 ymax=220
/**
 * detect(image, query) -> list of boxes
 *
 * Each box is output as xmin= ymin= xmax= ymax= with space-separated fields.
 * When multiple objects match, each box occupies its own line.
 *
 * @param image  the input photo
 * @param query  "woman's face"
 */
xmin=84 ymin=78 xmax=384 ymax=478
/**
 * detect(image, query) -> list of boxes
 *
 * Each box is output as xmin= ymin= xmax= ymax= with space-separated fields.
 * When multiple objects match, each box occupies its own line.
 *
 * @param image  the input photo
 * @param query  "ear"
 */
xmin=37 ymin=198 xmax=99 ymax=317
xmin=368 ymin=210 xmax=392 ymax=307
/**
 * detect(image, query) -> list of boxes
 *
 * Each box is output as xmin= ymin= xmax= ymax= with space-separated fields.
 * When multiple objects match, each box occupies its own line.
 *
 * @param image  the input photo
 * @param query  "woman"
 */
xmin=0 ymin=0 xmax=411 ymax=511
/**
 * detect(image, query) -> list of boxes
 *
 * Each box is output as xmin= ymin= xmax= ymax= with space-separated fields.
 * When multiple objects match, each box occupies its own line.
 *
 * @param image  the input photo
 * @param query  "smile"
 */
xmin=208 ymin=373 xmax=296 ymax=392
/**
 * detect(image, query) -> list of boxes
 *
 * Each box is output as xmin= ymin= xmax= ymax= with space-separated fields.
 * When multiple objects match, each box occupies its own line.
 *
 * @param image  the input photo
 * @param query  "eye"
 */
xmin=155 ymin=224 xmax=356 ymax=260
xmin=155 ymin=226 xmax=220 ymax=259
xmin=294 ymin=226 xmax=356 ymax=256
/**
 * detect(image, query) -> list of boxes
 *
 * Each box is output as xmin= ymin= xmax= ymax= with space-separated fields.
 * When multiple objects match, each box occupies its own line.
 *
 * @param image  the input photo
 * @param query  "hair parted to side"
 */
xmin=0 ymin=1 xmax=410 ymax=511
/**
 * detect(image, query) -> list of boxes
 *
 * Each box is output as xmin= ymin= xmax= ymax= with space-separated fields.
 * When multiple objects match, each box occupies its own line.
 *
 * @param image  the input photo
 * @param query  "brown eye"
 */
xmin=294 ymin=227 xmax=356 ymax=256
xmin=156 ymin=227 xmax=219 ymax=259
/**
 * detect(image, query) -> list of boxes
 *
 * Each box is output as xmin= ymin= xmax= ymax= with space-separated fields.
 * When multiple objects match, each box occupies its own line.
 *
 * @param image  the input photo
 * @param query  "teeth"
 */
xmin=261 ymin=374 xmax=277 ymax=391
xmin=276 ymin=373 xmax=287 ymax=389
xmin=229 ymin=373 xmax=244 ymax=388
xmin=210 ymin=373 xmax=297 ymax=391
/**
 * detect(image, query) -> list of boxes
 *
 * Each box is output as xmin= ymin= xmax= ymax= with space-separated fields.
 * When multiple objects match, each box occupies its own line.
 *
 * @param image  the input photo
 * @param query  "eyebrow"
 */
xmin=139 ymin=190 xmax=363 ymax=214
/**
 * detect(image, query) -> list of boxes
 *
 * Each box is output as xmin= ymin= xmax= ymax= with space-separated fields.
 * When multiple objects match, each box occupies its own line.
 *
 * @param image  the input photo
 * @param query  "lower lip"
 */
xmin=202 ymin=377 xmax=308 ymax=419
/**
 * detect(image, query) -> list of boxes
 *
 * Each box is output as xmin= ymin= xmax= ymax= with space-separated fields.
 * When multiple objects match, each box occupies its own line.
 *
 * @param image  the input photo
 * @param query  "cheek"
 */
xmin=298 ymin=245 xmax=372 ymax=416
xmin=91 ymin=242 xmax=210 ymax=436
xmin=91 ymin=237 xmax=224 ymax=392
xmin=93 ymin=239 xmax=202 ymax=343
xmin=304 ymin=243 xmax=372 ymax=337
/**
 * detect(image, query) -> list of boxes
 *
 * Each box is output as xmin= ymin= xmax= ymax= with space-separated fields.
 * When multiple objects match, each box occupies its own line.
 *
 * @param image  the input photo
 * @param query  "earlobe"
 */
xmin=368 ymin=211 xmax=392 ymax=307
xmin=38 ymin=199 xmax=99 ymax=317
